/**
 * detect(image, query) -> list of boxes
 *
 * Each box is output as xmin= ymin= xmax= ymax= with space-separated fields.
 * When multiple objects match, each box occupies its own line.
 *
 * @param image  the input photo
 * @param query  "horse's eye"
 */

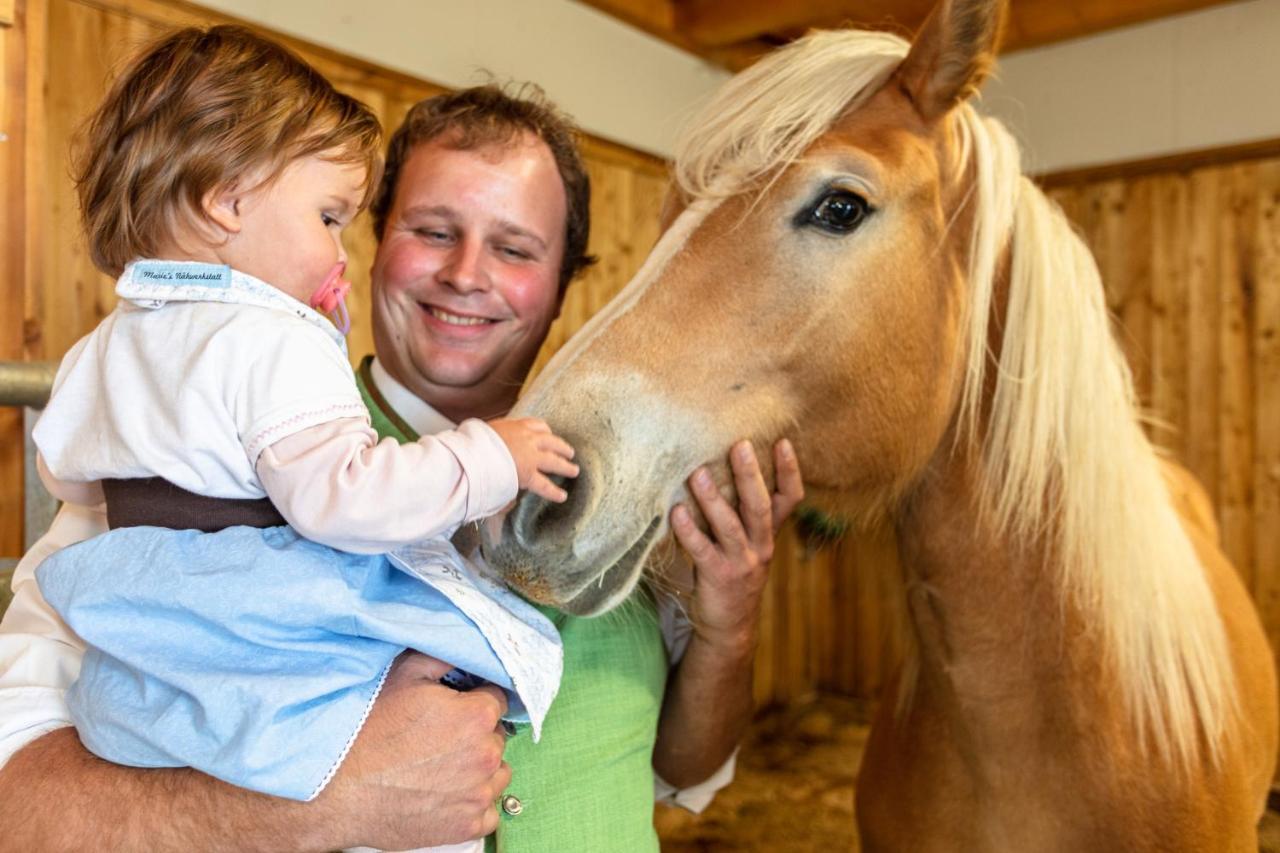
xmin=801 ymin=190 xmax=872 ymax=234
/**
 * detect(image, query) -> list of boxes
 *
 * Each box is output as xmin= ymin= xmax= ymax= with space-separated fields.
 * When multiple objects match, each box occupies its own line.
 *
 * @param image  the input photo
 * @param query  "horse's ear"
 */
xmin=897 ymin=0 xmax=1006 ymax=122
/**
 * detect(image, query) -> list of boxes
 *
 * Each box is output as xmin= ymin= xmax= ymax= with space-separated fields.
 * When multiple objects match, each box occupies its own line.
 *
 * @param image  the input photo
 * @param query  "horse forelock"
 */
xmin=673 ymin=30 xmax=909 ymax=202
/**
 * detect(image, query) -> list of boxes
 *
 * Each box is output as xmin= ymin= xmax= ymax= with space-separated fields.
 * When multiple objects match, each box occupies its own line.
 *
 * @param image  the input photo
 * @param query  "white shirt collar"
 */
xmin=116 ymin=259 xmax=347 ymax=352
xmin=369 ymin=357 xmax=457 ymax=435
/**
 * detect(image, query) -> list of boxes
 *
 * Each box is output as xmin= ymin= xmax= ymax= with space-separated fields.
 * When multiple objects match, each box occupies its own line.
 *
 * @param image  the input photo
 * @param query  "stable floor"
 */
xmin=655 ymin=694 xmax=1280 ymax=853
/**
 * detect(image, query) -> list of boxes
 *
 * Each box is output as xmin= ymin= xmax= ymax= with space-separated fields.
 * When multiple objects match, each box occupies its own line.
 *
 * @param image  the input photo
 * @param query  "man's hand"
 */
xmin=319 ymin=653 xmax=513 ymax=850
xmin=655 ymin=438 xmax=804 ymax=789
xmin=488 ymin=417 xmax=579 ymax=503
xmin=670 ymin=438 xmax=805 ymax=652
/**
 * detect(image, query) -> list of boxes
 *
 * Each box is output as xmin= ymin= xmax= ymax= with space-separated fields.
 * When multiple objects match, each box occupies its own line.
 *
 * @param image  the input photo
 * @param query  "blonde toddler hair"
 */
xmin=75 ymin=24 xmax=382 ymax=275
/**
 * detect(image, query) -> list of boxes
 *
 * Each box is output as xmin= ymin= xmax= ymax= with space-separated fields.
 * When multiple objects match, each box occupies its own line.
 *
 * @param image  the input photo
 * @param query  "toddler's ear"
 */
xmin=202 ymin=184 xmax=244 ymax=236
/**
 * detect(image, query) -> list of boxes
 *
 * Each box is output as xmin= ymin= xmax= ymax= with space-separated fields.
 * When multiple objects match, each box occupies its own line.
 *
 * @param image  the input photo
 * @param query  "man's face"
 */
xmin=370 ymin=134 xmax=568 ymax=420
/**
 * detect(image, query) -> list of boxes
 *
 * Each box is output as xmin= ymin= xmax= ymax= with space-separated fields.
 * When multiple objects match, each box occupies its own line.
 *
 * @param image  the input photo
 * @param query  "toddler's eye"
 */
xmin=322 ymin=213 xmax=339 ymax=227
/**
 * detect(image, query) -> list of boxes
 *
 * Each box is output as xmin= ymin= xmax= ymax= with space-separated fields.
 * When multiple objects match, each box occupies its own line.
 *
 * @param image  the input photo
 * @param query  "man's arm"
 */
xmin=652 ymin=439 xmax=804 ymax=788
xmin=0 ymin=654 xmax=511 ymax=852
xmin=0 ymin=503 xmax=512 ymax=851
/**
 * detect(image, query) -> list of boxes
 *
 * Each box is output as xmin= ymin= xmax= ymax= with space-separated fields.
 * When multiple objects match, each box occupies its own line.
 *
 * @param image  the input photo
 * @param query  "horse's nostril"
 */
xmin=509 ymin=472 xmax=589 ymax=550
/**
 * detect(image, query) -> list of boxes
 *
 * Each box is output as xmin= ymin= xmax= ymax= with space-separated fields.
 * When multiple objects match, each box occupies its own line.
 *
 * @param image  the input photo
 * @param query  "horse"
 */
xmin=483 ymin=0 xmax=1279 ymax=847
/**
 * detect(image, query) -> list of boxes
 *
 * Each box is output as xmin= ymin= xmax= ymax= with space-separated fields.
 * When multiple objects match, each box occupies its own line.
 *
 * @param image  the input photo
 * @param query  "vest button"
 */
xmin=501 ymin=794 xmax=524 ymax=816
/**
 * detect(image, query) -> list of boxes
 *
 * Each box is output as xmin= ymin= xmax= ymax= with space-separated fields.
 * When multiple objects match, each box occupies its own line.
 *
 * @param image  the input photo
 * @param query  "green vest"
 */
xmin=355 ymin=358 xmax=667 ymax=852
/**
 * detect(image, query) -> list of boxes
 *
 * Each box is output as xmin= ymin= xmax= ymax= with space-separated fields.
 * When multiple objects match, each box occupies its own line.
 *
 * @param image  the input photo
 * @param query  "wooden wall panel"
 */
xmin=1255 ymin=161 xmax=1280 ymax=677
xmin=1048 ymin=160 xmax=1280 ymax=668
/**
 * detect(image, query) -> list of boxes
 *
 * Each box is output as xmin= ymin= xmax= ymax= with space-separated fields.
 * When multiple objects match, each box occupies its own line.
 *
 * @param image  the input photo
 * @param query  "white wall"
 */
xmin=201 ymin=0 xmax=1278 ymax=172
xmin=195 ymin=0 xmax=731 ymax=158
xmin=982 ymin=0 xmax=1280 ymax=174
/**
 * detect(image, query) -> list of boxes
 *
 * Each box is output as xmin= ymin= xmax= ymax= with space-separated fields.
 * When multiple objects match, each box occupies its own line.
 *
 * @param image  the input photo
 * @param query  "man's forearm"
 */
xmin=0 ymin=728 xmax=334 ymax=852
xmin=653 ymin=630 xmax=757 ymax=789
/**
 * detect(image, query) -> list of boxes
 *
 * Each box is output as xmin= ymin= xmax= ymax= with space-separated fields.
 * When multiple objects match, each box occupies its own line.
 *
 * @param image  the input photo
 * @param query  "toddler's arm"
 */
xmin=485 ymin=417 xmax=578 ymax=504
xmin=257 ymin=416 xmax=521 ymax=553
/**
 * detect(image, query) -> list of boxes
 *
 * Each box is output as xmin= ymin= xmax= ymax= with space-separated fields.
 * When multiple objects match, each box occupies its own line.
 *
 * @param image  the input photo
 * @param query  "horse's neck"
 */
xmin=893 ymin=449 xmax=1099 ymax=760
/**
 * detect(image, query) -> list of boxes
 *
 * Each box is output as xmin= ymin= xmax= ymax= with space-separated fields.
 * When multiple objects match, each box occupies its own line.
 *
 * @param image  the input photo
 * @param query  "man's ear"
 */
xmin=202 ymin=184 xmax=244 ymax=236
xmin=897 ymin=0 xmax=1006 ymax=123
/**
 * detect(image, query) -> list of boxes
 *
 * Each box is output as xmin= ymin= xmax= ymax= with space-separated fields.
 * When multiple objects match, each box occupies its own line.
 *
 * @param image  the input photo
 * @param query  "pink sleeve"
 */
xmin=255 ymin=417 xmax=519 ymax=554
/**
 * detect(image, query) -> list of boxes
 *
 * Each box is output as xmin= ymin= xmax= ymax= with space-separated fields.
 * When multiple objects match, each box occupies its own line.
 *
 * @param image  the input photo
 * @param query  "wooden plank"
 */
xmin=1217 ymin=162 xmax=1257 ymax=591
xmin=0 ymin=0 xmax=24 ymax=555
xmin=1121 ymin=178 xmax=1155 ymax=411
xmin=805 ymin=530 xmax=836 ymax=696
xmin=1148 ymin=174 xmax=1190 ymax=458
xmin=828 ymin=535 xmax=858 ymax=695
xmin=786 ymin=529 xmax=811 ymax=698
xmin=0 ymin=0 xmax=13 ymax=27
xmin=1186 ymin=168 xmax=1222 ymax=509
xmin=1250 ymin=160 xmax=1280 ymax=652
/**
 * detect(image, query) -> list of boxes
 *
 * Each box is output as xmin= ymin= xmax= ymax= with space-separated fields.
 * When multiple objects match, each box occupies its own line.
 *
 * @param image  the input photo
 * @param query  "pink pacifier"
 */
xmin=310 ymin=261 xmax=352 ymax=335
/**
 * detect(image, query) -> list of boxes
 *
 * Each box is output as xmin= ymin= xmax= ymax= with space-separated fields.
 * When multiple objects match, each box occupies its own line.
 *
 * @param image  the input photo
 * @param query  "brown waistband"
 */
xmin=102 ymin=478 xmax=287 ymax=532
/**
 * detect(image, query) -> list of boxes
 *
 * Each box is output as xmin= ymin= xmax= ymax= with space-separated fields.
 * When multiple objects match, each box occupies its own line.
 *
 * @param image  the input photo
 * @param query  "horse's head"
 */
xmin=483 ymin=0 xmax=1012 ymax=614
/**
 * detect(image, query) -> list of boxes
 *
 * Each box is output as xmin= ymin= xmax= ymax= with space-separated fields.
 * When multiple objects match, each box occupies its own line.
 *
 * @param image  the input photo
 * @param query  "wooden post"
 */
xmin=0 ymin=0 xmax=24 ymax=556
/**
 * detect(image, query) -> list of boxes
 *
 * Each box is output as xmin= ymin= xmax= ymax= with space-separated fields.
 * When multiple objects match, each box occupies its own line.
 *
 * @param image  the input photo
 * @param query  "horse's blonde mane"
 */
xmin=676 ymin=29 xmax=1236 ymax=769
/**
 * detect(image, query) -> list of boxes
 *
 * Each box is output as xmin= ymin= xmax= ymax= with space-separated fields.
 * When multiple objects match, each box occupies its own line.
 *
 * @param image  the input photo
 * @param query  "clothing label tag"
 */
xmin=132 ymin=261 xmax=232 ymax=289
xmin=388 ymin=541 xmax=563 ymax=740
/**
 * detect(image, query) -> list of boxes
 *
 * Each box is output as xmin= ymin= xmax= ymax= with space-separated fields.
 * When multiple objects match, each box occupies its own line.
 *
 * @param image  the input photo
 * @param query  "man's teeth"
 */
xmin=428 ymin=307 xmax=490 ymax=326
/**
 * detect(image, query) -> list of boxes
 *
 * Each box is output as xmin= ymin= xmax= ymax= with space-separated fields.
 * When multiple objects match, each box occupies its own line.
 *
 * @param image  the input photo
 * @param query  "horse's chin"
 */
xmin=556 ymin=515 xmax=662 ymax=615
xmin=484 ymin=513 xmax=665 ymax=617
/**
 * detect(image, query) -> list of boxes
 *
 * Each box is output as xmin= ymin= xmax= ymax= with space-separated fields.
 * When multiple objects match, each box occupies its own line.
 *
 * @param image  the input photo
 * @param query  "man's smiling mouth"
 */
xmin=420 ymin=303 xmax=496 ymax=327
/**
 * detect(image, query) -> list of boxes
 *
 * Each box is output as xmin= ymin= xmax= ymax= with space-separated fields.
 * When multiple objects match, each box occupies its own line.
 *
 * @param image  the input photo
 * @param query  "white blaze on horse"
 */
xmin=483 ymin=0 xmax=1279 ymax=847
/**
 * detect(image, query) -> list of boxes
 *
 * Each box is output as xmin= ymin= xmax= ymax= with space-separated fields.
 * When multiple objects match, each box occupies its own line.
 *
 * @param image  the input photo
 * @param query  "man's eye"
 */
xmin=499 ymin=246 xmax=530 ymax=260
xmin=799 ymin=190 xmax=873 ymax=234
xmin=417 ymin=228 xmax=451 ymax=242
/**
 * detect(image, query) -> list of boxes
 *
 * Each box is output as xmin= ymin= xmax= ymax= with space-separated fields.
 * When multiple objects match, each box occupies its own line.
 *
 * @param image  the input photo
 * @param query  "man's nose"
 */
xmin=438 ymin=238 xmax=489 ymax=293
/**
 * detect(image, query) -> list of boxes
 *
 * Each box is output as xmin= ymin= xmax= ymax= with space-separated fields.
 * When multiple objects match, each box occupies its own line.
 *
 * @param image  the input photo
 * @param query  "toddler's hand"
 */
xmin=488 ymin=417 xmax=578 ymax=503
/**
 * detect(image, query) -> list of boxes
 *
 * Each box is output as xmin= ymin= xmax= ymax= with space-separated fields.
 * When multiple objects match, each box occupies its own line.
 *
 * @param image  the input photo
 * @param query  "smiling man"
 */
xmin=0 ymin=85 xmax=802 ymax=852
xmin=367 ymin=104 xmax=575 ymax=423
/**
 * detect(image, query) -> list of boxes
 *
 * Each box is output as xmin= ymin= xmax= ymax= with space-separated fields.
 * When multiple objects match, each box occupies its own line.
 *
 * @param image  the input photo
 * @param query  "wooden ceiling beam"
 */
xmin=577 ymin=0 xmax=675 ymax=39
xmin=675 ymin=0 xmax=930 ymax=48
xmin=1003 ymin=0 xmax=1244 ymax=52
xmin=579 ymin=0 xmax=1248 ymax=72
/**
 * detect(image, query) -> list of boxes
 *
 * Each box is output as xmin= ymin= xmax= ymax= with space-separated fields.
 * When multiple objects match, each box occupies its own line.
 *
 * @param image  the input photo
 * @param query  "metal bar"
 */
xmin=0 ymin=361 xmax=57 ymax=408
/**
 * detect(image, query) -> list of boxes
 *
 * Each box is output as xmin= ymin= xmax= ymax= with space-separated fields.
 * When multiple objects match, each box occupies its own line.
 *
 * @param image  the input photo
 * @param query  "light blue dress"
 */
xmin=39 ymin=520 xmax=562 ymax=802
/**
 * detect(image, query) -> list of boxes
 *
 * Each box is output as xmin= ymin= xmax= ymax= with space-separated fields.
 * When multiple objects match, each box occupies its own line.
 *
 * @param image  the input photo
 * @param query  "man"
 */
xmin=0 ymin=86 xmax=802 ymax=851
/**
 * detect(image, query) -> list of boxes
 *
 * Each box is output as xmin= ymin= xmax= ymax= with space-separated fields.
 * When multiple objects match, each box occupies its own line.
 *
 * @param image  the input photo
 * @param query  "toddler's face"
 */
xmin=218 ymin=154 xmax=367 ymax=304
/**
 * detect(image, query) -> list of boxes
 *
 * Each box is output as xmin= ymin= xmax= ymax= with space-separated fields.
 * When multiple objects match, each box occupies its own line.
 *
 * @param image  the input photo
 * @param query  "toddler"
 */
xmin=33 ymin=25 xmax=573 ymax=806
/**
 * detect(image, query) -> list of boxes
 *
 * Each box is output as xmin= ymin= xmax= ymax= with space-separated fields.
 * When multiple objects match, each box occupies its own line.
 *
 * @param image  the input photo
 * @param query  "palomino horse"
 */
xmin=484 ymin=0 xmax=1279 ymax=847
